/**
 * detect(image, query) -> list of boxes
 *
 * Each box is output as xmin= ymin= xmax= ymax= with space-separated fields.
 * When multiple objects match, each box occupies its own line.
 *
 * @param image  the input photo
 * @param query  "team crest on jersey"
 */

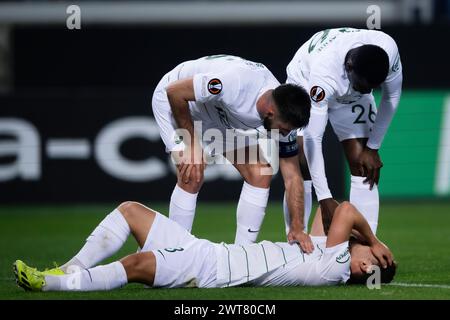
xmin=208 ymin=78 xmax=223 ymax=95
xmin=336 ymin=247 xmax=350 ymax=264
xmin=310 ymin=86 xmax=325 ymax=103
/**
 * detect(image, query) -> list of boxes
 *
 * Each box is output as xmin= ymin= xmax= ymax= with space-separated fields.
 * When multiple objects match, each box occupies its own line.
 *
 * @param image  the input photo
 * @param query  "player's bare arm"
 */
xmin=165 ymin=77 xmax=196 ymax=136
xmin=359 ymin=146 xmax=383 ymax=189
xmin=342 ymin=138 xmax=383 ymax=190
xmin=312 ymin=201 xmax=393 ymax=269
xmin=318 ymin=197 xmax=339 ymax=235
xmin=280 ymin=155 xmax=314 ymax=253
xmin=165 ymin=77 xmax=205 ymax=184
xmin=326 ymin=202 xmax=393 ymax=268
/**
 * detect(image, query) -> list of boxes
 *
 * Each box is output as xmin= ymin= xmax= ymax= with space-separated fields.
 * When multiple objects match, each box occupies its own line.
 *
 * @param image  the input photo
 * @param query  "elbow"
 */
xmin=334 ymin=201 xmax=355 ymax=220
xmin=165 ymin=84 xmax=176 ymax=99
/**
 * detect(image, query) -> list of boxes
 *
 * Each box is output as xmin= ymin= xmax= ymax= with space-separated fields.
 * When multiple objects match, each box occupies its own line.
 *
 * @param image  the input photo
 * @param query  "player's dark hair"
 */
xmin=347 ymin=261 xmax=397 ymax=285
xmin=272 ymin=84 xmax=311 ymax=129
xmin=348 ymin=45 xmax=390 ymax=86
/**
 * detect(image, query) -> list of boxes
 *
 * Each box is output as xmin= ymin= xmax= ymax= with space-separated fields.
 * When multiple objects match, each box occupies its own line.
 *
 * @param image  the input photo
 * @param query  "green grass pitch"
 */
xmin=1 ymin=201 xmax=449 ymax=299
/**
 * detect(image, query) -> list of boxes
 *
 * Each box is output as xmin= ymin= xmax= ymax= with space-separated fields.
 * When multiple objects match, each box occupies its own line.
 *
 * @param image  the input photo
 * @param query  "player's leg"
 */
xmin=151 ymin=71 xmax=202 ymax=233
xmin=342 ymin=138 xmax=379 ymax=233
xmin=20 ymin=238 xmax=216 ymax=291
xmin=16 ymin=203 xmax=202 ymax=291
xmin=169 ymin=161 xmax=203 ymax=233
xmin=328 ymin=95 xmax=379 ymax=233
xmin=14 ymin=251 xmax=157 ymax=292
xmin=283 ymin=131 xmax=313 ymax=233
xmin=35 ymin=215 xmax=210 ymax=291
xmin=60 ymin=201 xmax=157 ymax=273
xmin=225 ymin=145 xmax=271 ymax=244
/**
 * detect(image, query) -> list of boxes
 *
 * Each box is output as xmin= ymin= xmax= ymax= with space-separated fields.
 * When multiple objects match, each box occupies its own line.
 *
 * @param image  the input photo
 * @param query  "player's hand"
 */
xmin=173 ymin=144 xmax=205 ymax=184
xmin=358 ymin=147 xmax=383 ymax=190
xmin=319 ymin=198 xmax=339 ymax=235
xmin=178 ymin=163 xmax=205 ymax=184
xmin=370 ymin=240 xmax=394 ymax=269
xmin=288 ymin=228 xmax=314 ymax=254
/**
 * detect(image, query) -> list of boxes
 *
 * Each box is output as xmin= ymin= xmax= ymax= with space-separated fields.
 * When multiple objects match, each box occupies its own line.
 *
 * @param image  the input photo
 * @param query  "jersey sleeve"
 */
xmin=382 ymin=33 xmax=403 ymax=83
xmin=367 ymin=35 xmax=403 ymax=150
xmin=303 ymin=72 xmax=336 ymax=200
xmin=367 ymin=73 xmax=402 ymax=149
xmin=193 ymin=70 xmax=240 ymax=105
xmin=308 ymin=67 xmax=336 ymax=115
xmin=316 ymin=241 xmax=351 ymax=284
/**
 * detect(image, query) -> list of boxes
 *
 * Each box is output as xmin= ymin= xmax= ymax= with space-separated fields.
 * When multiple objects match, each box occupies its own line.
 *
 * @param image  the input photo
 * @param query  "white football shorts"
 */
xmin=151 ymin=66 xmax=260 ymax=156
xmin=297 ymin=94 xmax=377 ymax=141
xmin=141 ymin=212 xmax=218 ymax=288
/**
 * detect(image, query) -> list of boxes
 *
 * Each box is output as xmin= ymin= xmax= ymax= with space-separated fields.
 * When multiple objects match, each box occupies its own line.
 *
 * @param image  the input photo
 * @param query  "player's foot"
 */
xmin=42 ymin=263 xmax=65 ymax=276
xmin=13 ymin=260 xmax=45 ymax=292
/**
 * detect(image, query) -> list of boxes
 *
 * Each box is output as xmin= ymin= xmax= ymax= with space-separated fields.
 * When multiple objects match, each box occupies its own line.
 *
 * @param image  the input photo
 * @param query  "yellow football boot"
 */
xmin=42 ymin=263 xmax=65 ymax=276
xmin=13 ymin=260 xmax=45 ymax=292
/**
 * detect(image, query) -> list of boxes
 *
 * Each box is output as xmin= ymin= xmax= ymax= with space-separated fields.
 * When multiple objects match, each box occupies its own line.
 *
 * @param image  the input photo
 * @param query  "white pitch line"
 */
xmin=387 ymin=282 xmax=450 ymax=289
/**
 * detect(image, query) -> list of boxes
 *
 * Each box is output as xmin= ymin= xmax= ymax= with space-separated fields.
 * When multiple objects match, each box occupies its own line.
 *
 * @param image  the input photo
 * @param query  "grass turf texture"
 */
xmin=1 ymin=201 xmax=449 ymax=300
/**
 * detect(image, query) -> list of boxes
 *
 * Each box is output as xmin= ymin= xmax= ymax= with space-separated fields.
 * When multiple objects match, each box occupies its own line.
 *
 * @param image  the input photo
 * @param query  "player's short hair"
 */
xmin=347 ymin=261 xmax=397 ymax=285
xmin=350 ymin=44 xmax=390 ymax=86
xmin=272 ymin=84 xmax=311 ymax=129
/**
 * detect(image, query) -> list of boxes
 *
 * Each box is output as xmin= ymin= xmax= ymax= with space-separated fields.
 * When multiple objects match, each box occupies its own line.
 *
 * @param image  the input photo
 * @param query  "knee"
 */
xmin=121 ymin=253 xmax=144 ymax=271
xmin=118 ymin=201 xmax=146 ymax=222
xmin=120 ymin=252 xmax=155 ymax=285
xmin=245 ymin=165 xmax=272 ymax=188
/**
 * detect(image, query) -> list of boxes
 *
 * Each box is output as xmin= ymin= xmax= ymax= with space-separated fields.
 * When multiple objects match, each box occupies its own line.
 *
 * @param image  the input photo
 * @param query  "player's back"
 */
xmin=166 ymin=54 xmax=279 ymax=131
xmin=286 ymin=27 xmax=399 ymax=88
xmin=214 ymin=237 xmax=350 ymax=288
xmin=177 ymin=54 xmax=272 ymax=79
xmin=251 ymin=237 xmax=351 ymax=286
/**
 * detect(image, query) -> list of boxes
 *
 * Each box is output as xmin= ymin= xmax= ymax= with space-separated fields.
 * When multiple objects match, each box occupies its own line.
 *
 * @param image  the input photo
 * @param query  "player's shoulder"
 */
xmin=358 ymin=29 xmax=399 ymax=55
xmin=365 ymin=28 xmax=397 ymax=41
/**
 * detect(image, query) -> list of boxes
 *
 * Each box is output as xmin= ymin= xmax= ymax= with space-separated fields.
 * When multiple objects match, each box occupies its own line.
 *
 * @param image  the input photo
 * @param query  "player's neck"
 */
xmin=256 ymin=90 xmax=273 ymax=119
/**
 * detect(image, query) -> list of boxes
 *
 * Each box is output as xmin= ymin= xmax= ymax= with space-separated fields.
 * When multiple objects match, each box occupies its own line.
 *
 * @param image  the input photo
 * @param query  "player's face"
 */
xmin=263 ymin=103 xmax=295 ymax=136
xmin=263 ymin=116 xmax=294 ymax=136
xmin=350 ymin=243 xmax=379 ymax=278
xmin=348 ymin=71 xmax=374 ymax=94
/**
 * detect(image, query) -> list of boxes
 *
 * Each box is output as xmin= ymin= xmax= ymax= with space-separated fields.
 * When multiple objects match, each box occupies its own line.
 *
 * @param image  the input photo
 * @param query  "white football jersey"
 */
xmin=215 ymin=237 xmax=350 ymax=287
xmin=170 ymin=55 xmax=280 ymax=132
xmin=286 ymin=27 xmax=402 ymax=111
xmin=286 ymin=28 xmax=403 ymax=201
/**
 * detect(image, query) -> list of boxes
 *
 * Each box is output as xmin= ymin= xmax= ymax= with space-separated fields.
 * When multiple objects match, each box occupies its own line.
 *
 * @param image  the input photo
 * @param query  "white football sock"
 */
xmin=234 ymin=182 xmax=270 ymax=245
xmin=350 ymin=175 xmax=379 ymax=233
xmin=169 ymin=184 xmax=198 ymax=232
xmin=283 ymin=180 xmax=312 ymax=234
xmin=44 ymin=261 xmax=127 ymax=291
xmin=61 ymin=209 xmax=130 ymax=272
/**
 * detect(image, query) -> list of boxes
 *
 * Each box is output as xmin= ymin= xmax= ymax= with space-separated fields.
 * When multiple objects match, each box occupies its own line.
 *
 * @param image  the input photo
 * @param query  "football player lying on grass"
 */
xmin=14 ymin=199 xmax=396 ymax=291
